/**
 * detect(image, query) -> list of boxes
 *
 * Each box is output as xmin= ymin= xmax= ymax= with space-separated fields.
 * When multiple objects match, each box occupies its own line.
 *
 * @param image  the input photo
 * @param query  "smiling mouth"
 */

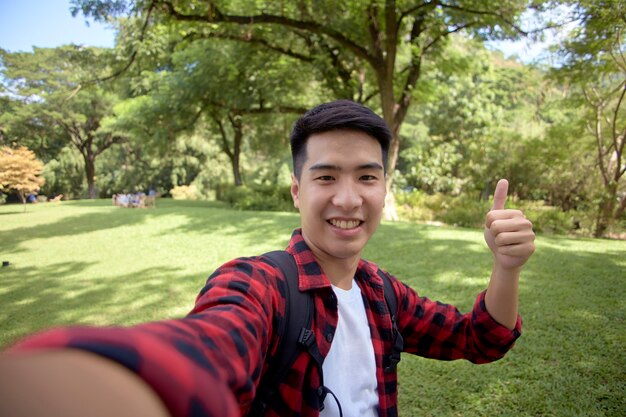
xmin=328 ymin=219 xmax=363 ymax=230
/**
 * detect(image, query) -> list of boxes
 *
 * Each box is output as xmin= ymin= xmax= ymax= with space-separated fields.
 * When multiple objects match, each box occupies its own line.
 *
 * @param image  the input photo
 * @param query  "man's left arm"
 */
xmin=484 ymin=179 xmax=536 ymax=330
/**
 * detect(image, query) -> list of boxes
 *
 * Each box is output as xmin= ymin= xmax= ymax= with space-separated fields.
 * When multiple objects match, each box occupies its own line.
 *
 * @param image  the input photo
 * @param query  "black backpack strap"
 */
xmin=382 ymin=274 xmax=404 ymax=372
xmin=250 ymin=250 xmax=402 ymax=415
xmin=250 ymin=250 xmax=314 ymax=416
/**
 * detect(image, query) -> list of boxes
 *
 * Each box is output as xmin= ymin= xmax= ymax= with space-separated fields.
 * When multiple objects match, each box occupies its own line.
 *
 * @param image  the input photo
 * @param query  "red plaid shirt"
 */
xmin=13 ymin=229 xmax=521 ymax=417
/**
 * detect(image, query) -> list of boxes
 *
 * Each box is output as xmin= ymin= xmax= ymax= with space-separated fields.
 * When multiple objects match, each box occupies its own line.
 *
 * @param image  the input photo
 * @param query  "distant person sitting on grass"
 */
xmin=0 ymin=100 xmax=535 ymax=417
xmin=117 ymin=193 xmax=130 ymax=208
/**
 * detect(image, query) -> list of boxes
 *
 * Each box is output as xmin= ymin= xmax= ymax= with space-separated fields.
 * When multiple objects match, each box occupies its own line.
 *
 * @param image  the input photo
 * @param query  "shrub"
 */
xmin=170 ymin=185 xmax=199 ymax=200
xmin=397 ymin=190 xmax=486 ymax=227
xmin=397 ymin=191 xmax=579 ymax=234
xmin=510 ymin=201 xmax=574 ymax=234
xmin=437 ymin=196 xmax=489 ymax=228
xmin=396 ymin=190 xmax=436 ymax=222
xmin=216 ymin=183 xmax=295 ymax=212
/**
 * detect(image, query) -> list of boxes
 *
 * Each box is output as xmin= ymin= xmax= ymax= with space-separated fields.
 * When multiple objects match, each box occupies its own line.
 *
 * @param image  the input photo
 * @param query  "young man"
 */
xmin=0 ymin=100 xmax=535 ymax=417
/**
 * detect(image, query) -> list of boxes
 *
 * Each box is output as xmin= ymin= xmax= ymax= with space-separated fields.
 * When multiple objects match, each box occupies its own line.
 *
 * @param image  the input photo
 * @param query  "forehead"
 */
xmin=304 ymin=130 xmax=383 ymax=166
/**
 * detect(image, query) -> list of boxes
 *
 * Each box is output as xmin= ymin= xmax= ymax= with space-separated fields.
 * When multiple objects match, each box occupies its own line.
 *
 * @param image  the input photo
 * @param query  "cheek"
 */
xmin=298 ymin=189 xmax=324 ymax=213
xmin=366 ymin=188 xmax=386 ymax=208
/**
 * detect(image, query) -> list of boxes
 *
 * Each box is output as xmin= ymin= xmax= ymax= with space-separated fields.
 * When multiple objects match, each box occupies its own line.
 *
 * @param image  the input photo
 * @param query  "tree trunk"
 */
xmin=232 ymin=155 xmax=243 ymax=186
xmin=594 ymin=182 xmax=618 ymax=237
xmin=216 ymin=115 xmax=244 ymax=187
xmin=378 ymin=67 xmax=404 ymax=221
xmin=84 ymin=154 xmax=97 ymax=199
xmin=229 ymin=114 xmax=244 ymax=187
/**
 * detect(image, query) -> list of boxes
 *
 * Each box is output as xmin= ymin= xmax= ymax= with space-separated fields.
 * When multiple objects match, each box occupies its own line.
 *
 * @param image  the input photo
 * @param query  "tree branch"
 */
xmin=96 ymin=0 xmax=157 ymax=83
xmin=608 ymin=27 xmax=626 ymax=72
xmin=594 ymin=105 xmax=610 ymax=186
xmin=612 ymin=81 xmax=626 ymax=156
xmin=207 ymin=99 xmax=306 ymax=115
xmin=56 ymin=119 xmax=85 ymax=150
xmin=95 ymin=134 xmax=124 ymax=157
xmin=213 ymin=115 xmax=234 ymax=159
xmin=366 ymin=0 xmax=384 ymax=65
xmin=393 ymin=13 xmax=434 ymax=127
xmin=422 ymin=23 xmax=475 ymax=54
xmin=242 ymin=105 xmax=307 ymax=115
xmin=384 ymin=0 xmax=399 ymax=79
xmin=436 ymin=3 xmax=527 ymax=35
xmin=183 ymin=31 xmax=313 ymax=62
xmin=398 ymin=1 xmax=435 ymax=23
xmin=158 ymin=0 xmax=376 ymax=66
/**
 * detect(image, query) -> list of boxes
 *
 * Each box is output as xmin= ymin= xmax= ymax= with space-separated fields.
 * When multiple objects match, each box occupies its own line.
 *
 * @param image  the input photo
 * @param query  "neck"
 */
xmin=313 ymin=251 xmax=360 ymax=290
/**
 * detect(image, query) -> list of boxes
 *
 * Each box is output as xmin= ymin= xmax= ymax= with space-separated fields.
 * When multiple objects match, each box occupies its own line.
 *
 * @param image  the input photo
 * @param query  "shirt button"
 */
xmin=326 ymin=333 xmax=333 ymax=343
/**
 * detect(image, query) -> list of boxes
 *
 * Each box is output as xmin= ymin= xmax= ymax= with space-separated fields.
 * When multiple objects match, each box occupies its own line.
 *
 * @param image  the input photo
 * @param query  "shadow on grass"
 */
xmin=3 ymin=200 xmax=300 ymax=254
xmin=153 ymin=201 xmax=301 ymax=250
xmin=3 ymin=209 xmax=153 ymax=248
xmin=0 ymin=261 xmax=197 ymax=348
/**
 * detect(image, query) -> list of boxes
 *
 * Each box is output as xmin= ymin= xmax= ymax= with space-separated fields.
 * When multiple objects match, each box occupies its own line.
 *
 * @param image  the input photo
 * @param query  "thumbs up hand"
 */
xmin=484 ymin=179 xmax=535 ymax=271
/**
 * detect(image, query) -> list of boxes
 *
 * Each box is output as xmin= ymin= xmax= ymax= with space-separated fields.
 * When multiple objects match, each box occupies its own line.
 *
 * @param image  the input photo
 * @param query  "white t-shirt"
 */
xmin=320 ymin=279 xmax=378 ymax=417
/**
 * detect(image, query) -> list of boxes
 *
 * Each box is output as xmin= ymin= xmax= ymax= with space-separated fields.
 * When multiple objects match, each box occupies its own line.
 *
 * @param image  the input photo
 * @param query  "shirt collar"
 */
xmin=285 ymin=228 xmax=384 ymax=292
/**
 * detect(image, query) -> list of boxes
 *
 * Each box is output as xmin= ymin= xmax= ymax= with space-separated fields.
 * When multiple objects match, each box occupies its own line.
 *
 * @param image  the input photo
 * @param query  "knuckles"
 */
xmin=488 ymin=217 xmax=534 ymax=235
xmin=485 ymin=209 xmax=525 ymax=227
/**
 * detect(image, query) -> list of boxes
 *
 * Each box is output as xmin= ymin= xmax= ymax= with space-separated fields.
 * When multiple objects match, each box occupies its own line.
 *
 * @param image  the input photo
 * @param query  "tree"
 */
xmin=552 ymin=0 xmax=626 ymax=236
xmin=0 ymin=46 xmax=125 ymax=199
xmin=0 ymin=146 xmax=45 ymax=204
xmin=398 ymin=35 xmax=548 ymax=199
xmin=72 ymin=0 xmax=533 ymax=218
xmin=110 ymin=37 xmax=310 ymax=186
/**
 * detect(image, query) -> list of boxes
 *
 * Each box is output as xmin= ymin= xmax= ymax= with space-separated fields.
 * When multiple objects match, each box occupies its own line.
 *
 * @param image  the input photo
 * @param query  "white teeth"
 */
xmin=329 ymin=219 xmax=360 ymax=229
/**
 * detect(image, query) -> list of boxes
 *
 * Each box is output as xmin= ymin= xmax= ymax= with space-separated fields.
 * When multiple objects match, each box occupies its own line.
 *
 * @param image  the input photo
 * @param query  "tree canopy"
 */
xmin=0 ymin=146 xmax=45 ymax=204
xmin=0 ymin=46 xmax=125 ymax=199
xmin=0 ymin=1 xmax=622 ymax=237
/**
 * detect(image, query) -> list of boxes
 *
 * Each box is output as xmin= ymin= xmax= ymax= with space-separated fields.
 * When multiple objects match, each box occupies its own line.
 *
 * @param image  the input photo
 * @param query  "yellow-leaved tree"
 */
xmin=0 ymin=146 xmax=45 ymax=204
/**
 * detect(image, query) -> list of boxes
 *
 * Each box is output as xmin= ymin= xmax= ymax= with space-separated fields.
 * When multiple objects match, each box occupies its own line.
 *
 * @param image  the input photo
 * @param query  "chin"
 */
xmin=324 ymin=241 xmax=366 ymax=260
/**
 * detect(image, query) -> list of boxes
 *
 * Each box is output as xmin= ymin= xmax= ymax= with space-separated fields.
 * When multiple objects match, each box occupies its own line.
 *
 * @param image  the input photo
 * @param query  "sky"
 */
xmin=0 ymin=0 xmax=564 ymax=64
xmin=0 ymin=0 xmax=116 ymax=52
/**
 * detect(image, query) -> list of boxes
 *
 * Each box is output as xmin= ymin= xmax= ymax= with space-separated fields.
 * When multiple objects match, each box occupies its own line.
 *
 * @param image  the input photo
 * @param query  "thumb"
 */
xmin=491 ymin=179 xmax=509 ymax=210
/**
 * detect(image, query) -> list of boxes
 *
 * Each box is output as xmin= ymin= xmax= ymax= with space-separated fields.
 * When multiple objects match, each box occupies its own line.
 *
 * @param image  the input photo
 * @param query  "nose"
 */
xmin=332 ymin=179 xmax=363 ymax=210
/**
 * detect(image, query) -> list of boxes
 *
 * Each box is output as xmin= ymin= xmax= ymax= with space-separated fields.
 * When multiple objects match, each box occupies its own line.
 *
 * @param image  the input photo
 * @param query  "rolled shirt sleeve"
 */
xmin=394 ymin=278 xmax=521 ymax=363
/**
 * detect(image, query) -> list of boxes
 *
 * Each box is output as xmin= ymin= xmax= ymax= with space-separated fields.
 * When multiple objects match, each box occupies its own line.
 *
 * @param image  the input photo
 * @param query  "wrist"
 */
xmin=492 ymin=261 xmax=522 ymax=278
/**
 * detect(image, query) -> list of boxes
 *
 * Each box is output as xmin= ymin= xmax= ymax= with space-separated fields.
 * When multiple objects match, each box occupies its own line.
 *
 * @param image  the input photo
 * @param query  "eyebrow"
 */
xmin=308 ymin=162 xmax=384 ymax=171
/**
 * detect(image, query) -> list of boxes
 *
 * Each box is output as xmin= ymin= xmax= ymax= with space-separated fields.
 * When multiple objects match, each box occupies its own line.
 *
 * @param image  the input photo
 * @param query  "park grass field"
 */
xmin=1 ymin=199 xmax=624 ymax=416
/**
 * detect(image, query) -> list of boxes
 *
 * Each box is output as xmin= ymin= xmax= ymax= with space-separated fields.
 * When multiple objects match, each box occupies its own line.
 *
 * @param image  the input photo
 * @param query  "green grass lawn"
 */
xmin=1 ymin=199 xmax=624 ymax=416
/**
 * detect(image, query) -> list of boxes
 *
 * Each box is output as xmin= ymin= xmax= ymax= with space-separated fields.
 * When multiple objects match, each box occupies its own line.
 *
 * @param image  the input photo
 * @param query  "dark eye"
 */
xmin=360 ymin=175 xmax=377 ymax=181
xmin=317 ymin=175 xmax=334 ymax=181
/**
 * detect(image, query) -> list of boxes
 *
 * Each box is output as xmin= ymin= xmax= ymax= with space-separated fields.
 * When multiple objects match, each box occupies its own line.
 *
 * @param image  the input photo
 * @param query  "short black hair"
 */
xmin=290 ymin=100 xmax=392 ymax=179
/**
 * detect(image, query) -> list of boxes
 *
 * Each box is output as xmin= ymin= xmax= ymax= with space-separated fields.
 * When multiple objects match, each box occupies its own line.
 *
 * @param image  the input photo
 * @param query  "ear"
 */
xmin=290 ymin=173 xmax=300 ymax=209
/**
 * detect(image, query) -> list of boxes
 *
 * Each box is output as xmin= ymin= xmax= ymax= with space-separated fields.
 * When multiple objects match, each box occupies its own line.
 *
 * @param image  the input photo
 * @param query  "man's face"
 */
xmin=291 ymin=130 xmax=386 ymax=262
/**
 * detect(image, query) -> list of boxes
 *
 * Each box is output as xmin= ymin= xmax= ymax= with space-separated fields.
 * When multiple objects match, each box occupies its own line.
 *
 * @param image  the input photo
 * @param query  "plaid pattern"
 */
xmin=12 ymin=229 xmax=521 ymax=417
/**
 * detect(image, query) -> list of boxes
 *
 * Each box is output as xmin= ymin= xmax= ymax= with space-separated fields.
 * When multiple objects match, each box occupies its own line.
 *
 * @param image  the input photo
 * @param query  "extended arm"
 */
xmin=0 ymin=350 xmax=172 ymax=417
xmin=0 ymin=257 xmax=282 ymax=417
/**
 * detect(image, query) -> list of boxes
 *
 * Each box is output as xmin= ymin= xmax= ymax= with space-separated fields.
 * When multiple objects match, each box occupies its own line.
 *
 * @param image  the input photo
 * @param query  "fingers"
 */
xmin=491 ymin=179 xmax=509 ymax=210
xmin=485 ymin=209 xmax=527 ymax=229
xmin=487 ymin=216 xmax=535 ymax=261
xmin=494 ymin=242 xmax=536 ymax=257
xmin=494 ymin=229 xmax=536 ymax=247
